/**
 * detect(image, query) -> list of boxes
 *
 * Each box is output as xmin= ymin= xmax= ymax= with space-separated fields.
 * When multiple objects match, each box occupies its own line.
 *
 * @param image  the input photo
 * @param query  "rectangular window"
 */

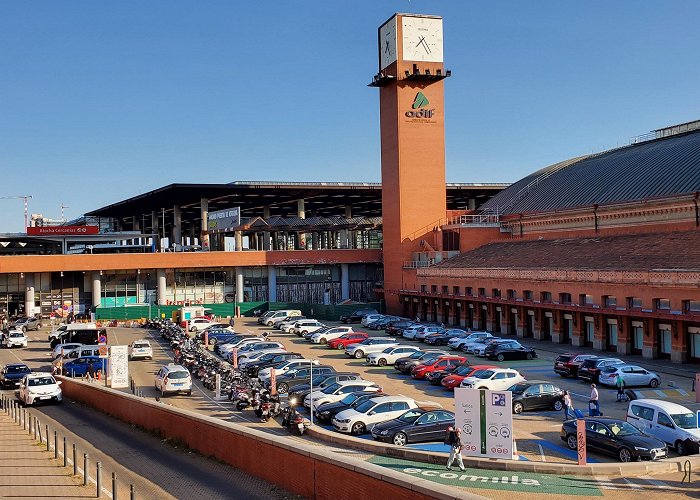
xmin=541 ymin=291 xmax=552 ymax=302
xmin=478 ymin=288 xmax=486 ymax=297
xmin=420 ymin=285 xmax=427 ymax=293
xmin=628 ymin=297 xmax=643 ymax=309
xmin=604 ymin=295 xmax=617 ymax=307
xmin=691 ymin=333 xmax=700 ymax=359
xmin=580 ymin=294 xmax=594 ymax=305
xmin=431 ymin=285 xmax=437 ymax=293
xmin=560 ymin=293 xmax=572 ymax=304
xmin=442 ymin=286 xmax=449 ymax=295
xmin=453 ymin=286 xmax=460 ymax=296
xmin=685 ymin=300 xmax=700 ymax=312
xmin=655 ymin=298 xmax=671 ymax=310
xmin=507 ymin=289 xmax=516 ymax=300
xmin=585 ymin=320 xmax=594 ymax=343
xmin=492 ymin=288 xmax=501 ymax=298
xmin=466 ymin=287 xmax=473 ymax=296
xmin=524 ymin=290 xmax=533 ymax=300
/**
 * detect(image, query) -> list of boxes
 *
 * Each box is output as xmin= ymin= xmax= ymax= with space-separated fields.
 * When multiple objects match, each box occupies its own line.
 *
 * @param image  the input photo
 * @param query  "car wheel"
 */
xmin=210 ymin=338 xmax=218 ymax=346
xmin=301 ymin=330 xmax=308 ymax=335
xmin=553 ymin=400 xmax=564 ymax=411
xmin=566 ymin=434 xmax=578 ymax=450
xmin=649 ymin=378 xmax=659 ymax=388
xmin=351 ymin=422 xmax=366 ymax=435
xmin=392 ymin=432 xmax=408 ymax=446
xmin=497 ymin=354 xmax=505 ymax=362
xmin=337 ymin=344 xmax=345 ymax=350
xmin=277 ymin=383 xmax=289 ymax=394
xmin=378 ymin=358 xmax=387 ymax=367
xmin=675 ymin=440 xmax=686 ymax=456
xmin=618 ymin=448 xmax=632 ymax=463
xmin=526 ymin=352 xmax=534 ymax=360
xmin=513 ymin=402 xmax=524 ymax=414
xmin=186 ymin=390 xmax=192 ymax=396
xmin=354 ymin=350 xmax=364 ymax=359
xmin=320 ymin=338 xmax=327 ymax=344
xmin=22 ymin=326 xmax=27 ymax=333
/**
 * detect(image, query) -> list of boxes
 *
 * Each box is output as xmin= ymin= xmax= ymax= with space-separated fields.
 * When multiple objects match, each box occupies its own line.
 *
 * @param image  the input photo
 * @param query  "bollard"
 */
xmin=112 ymin=472 xmax=117 ymax=500
xmin=73 ymin=444 xmax=77 ymax=476
xmin=130 ymin=484 xmax=135 ymax=500
xmin=37 ymin=420 xmax=42 ymax=442
xmin=63 ymin=437 xmax=67 ymax=467
xmin=83 ymin=454 xmax=89 ymax=486
xmin=45 ymin=425 xmax=49 ymax=451
xmin=34 ymin=417 xmax=39 ymax=441
xmin=23 ymin=408 xmax=27 ymax=430
xmin=54 ymin=431 xmax=58 ymax=459
xmin=96 ymin=461 xmax=102 ymax=498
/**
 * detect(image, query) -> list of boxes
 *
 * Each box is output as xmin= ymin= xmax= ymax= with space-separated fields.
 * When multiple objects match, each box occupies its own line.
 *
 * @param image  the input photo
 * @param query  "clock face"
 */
xmin=401 ymin=16 xmax=443 ymax=63
xmin=379 ymin=16 xmax=397 ymax=70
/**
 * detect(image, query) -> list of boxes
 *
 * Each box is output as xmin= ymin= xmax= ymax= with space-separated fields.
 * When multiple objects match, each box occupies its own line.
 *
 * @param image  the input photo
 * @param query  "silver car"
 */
xmin=599 ymin=364 xmax=660 ymax=388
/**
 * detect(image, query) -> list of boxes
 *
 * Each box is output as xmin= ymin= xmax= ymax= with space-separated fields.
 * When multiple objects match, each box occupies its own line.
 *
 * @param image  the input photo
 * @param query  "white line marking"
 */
xmin=639 ymin=476 xmax=671 ymax=489
xmin=622 ymin=477 xmax=642 ymax=490
xmin=594 ymin=476 xmax=618 ymax=490
xmin=537 ymin=443 xmax=546 ymax=462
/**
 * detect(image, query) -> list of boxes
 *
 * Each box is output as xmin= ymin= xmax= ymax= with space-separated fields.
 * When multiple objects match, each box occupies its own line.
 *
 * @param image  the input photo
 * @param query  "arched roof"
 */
xmin=480 ymin=129 xmax=700 ymax=215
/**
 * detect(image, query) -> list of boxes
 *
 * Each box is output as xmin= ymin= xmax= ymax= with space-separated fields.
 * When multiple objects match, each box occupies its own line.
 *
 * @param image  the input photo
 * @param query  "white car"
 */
xmin=366 ymin=346 xmax=422 ymax=366
xmin=290 ymin=320 xmax=326 ymax=335
xmin=188 ymin=318 xmax=217 ymax=332
xmin=217 ymin=337 xmax=264 ymax=356
xmin=277 ymin=318 xmax=306 ymax=332
xmin=3 ymin=330 xmax=28 ymax=348
xmin=460 ymin=368 xmax=525 ymax=390
xmin=361 ymin=314 xmax=385 ymax=326
xmin=402 ymin=325 xmax=425 ymax=340
xmin=448 ymin=331 xmax=493 ymax=351
xmin=414 ymin=326 xmax=445 ymax=341
xmin=17 ymin=373 xmax=62 ymax=406
xmin=231 ymin=342 xmax=285 ymax=361
xmin=154 ymin=364 xmax=192 ymax=396
xmin=472 ymin=339 xmax=510 ymax=356
xmin=51 ymin=343 xmax=83 ymax=360
xmin=309 ymin=326 xmax=354 ymax=344
xmin=237 ymin=349 xmax=287 ymax=369
xmin=345 ymin=338 xmax=399 ymax=359
xmin=304 ymin=380 xmax=382 ymax=411
xmin=258 ymin=359 xmax=318 ymax=382
xmin=332 ymin=395 xmax=418 ymax=435
xmin=129 ymin=340 xmax=153 ymax=360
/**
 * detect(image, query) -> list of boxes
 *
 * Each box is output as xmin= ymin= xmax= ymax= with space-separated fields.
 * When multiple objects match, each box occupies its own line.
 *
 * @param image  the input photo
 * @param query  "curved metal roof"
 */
xmin=480 ymin=129 xmax=700 ymax=215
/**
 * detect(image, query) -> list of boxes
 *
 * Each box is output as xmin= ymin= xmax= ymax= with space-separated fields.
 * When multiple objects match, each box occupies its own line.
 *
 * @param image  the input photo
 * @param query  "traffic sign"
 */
xmin=98 ymin=335 xmax=107 ymax=344
xmin=98 ymin=345 xmax=109 ymax=358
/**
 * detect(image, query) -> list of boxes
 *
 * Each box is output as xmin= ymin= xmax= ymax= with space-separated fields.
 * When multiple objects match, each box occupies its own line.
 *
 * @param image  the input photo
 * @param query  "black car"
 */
xmin=509 ymin=381 xmax=564 ymax=414
xmin=486 ymin=341 xmax=537 ymax=361
xmin=425 ymin=363 xmax=467 ymax=385
xmin=371 ymin=408 xmax=455 ymax=446
xmin=425 ymin=330 xmax=468 ymax=346
xmin=287 ymin=372 xmax=363 ymax=402
xmin=339 ymin=308 xmax=378 ymax=324
xmin=1 ymin=363 xmax=32 ymax=388
xmin=578 ymin=357 xmax=623 ymax=383
xmin=554 ymin=353 xmax=599 ymax=378
xmin=385 ymin=320 xmax=417 ymax=337
xmin=314 ymin=392 xmax=386 ymax=423
xmin=273 ymin=365 xmax=336 ymax=394
xmin=244 ymin=352 xmax=303 ymax=377
xmin=367 ymin=316 xmax=401 ymax=330
xmin=561 ymin=417 xmax=668 ymax=462
xmin=394 ymin=350 xmax=447 ymax=373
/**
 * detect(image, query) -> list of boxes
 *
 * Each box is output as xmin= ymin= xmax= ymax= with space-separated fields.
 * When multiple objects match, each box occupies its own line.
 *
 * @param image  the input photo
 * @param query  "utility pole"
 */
xmin=60 ymin=203 xmax=70 ymax=221
xmin=0 ymin=195 xmax=33 ymax=230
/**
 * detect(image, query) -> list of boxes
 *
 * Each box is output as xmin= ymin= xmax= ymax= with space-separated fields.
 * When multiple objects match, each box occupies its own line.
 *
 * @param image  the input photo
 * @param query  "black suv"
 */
xmin=339 ymin=309 xmax=378 ymax=324
xmin=272 ymin=365 xmax=336 ymax=394
xmin=578 ymin=357 xmax=623 ymax=383
xmin=386 ymin=320 xmax=417 ymax=337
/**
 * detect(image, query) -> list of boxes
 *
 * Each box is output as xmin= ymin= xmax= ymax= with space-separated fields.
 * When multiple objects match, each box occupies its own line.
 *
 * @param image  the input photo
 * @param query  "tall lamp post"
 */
xmin=309 ymin=359 xmax=317 ymax=426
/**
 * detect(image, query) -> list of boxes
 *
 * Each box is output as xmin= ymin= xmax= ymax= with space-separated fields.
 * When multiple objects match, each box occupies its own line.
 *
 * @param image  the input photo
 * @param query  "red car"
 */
xmin=553 ymin=353 xmax=598 ymax=378
xmin=411 ymin=355 xmax=467 ymax=380
xmin=327 ymin=332 xmax=369 ymax=350
xmin=441 ymin=364 xmax=497 ymax=390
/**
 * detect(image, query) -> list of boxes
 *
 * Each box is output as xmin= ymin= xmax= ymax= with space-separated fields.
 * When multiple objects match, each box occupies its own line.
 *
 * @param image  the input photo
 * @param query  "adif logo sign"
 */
xmin=405 ymin=91 xmax=434 ymax=119
xmin=403 ymin=468 xmax=540 ymax=486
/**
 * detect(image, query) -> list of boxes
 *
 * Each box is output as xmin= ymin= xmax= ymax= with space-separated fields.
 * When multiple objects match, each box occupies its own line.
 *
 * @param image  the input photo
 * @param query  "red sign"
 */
xmin=27 ymin=226 xmax=99 ymax=236
xmin=232 ymin=348 xmax=238 ymax=369
xmin=576 ymin=419 xmax=587 ymax=465
xmin=270 ymin=370 xmax=277 ymax=396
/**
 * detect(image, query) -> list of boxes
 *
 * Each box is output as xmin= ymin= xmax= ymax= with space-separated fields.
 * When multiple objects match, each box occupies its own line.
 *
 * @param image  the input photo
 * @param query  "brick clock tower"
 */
xmin=371 ymin=13 xmax=449 ymax=312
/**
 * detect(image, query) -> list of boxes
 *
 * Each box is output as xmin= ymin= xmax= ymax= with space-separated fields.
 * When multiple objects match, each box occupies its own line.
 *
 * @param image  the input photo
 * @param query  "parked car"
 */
xmin=289 ymin=320 xmax=325 ymax=335
xmin=303 ymin=380 xmax=382 ymax=411
xmin=578 ymin=358 xmax=625 ymax=383
xmin=425 ymin=363 xmax=465 ymax=385
xmin=0 ymin=363 xmax=32 ymax=388
xmin=340 ymin=308 xmax=378 ymax=324
xmin=414 ymin=326 xmax=446 ymax=342
xmin=472 ymin=338 xmax=510 ymax=357
xmin=562 ymin=417 xmax=667 ymax=462
xmin=272 ymin=365 xmax=336 ymax=394
xmin=128 ymin=340 xmax=153 ymax=360
xmin=257 ymin=311 xmax=276 ymax=324
xmin=441 ymin=365 xmax=498 ymax=390
xmin=217 ymin=337 xmax=263 ymax=357
xmin=309 ymin=326 xmax=355 ymax=344
xmin=425 ymin=329 xmax=468 ymax=346
xmin=11 ymin=316 xmax=42 ymax=332
xmin=51 ymin=343 xmax=83 ymax=360
xmin=599 ymin=365 xmax=660 ymax=388
xmin=485 ymin=341 xmax=537 ymax=361
xmin=460 ymin=368 xmax=525 ymax=390
xmin=154 ymin=364 xmax=192 ymax=396
xmin=332 ymin=395 xmax=418 ymax=435
xmin=371 ymin=408 xmax=455 ymax=446
xmin=314 ymin=391 xmax=387 ymax=423
xmin=62 ymin=356 xmax=107 ymax=377
xmin=345 ymin=338 xmax=399 ymax=359
xmin=188 ymin=318 xmax=217 ymax=332
xmin=202 ymin=329 xmax=239 ymax=346
xmin=2 ymin=330 xmax=28 ymax=348
xmin=258 ymin=359 xmax=319 ymax=382
xmin=449 ymin=331 xmax=493 ymax=351
xmin=554 ymin=353 xmax=598 ymax=378
xmin=270 ymin=313 xmax=304 ymax=328
xmin=327 ymin=332 xmax=369 ymax=350
xmin=367 ymin=316 xmax=402 ymax=330
xmin=394 ymin=350 xmax=447 ymax=374
xmin=509 ymin=381 xmax=564 ymax=414
xmin=287 ymin=372 xmax=363 ymax=403
xmin=263 ymin=310 xmax=302 ymax=327
xmin=361 ymin=314 xmax=385 ymax=327
xmin=17 ymin=373 xmax=62 ymax=406
xmin=627 ymin=399 xmax=700 ymax=455
xmin=411 ymin=355 xmax=468 ymax=380
xmin=276 ymin=316 xmax=307 ymax=331
xmin=232 ymin=341 xmax=286 ymax=361
xmin=238 ymin=349 xmax=287 ymax=369
xmin=366 ymin=346 xmax=422 ymax=367
xmin=244 ymin=352 xmax=303 ymax=377
xmin=402 ymin=325 xmax=426 ymax=340
xmin=385 ymin=320 xmax=418 ymax=337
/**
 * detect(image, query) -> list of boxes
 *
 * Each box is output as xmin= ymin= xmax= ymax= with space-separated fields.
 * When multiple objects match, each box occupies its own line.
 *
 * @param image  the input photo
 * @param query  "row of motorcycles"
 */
xmin=146 ymin=319 xmax=308 ymax=434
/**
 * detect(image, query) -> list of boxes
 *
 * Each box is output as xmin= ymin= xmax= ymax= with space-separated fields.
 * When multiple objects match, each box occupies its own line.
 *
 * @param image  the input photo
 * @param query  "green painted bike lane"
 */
xmin=367 ymin=456 xmax=602 ymax=496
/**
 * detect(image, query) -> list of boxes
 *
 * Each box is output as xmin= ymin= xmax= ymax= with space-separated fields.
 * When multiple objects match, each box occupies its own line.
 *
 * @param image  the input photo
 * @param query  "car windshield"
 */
xmin=602 ymin=366 xmax=619 ymax=373
xmin=168 ymin=371 xmax=189 ymax=380
xmin=407 ymin=351 xmax=424 ymax=359
xmin=422 ymin=359 xmax=438 ymax=366
xmin=472 ymin=370 xmax=494 ymax=379
xmin=133 ymin=343 xmax=149 ymax=349
xmin=28 ymin=377 xmax=55 ymax=387
xmin=398 ymin=409 xmax=423 ymax=423
xmin=509 ymin=383 xmax=530 ymax=394
xmin=608 ymin=421 xmax=641 ymax=437
xmin=340 ymin=393 xmax=359 ymax=404
xmin=455 ymin=366 xmax=473 ymax=375
xmin=354 ymin=400 xmax=377 ymax=413
xmin=322 ymin=383 xmax=341 ymax=394
xmin=671 ymin=412 xmax=698 ymax=429
xmin=9 ymin=332 xmax=23 ymax=338
xmin=7 ymin=365 xmax=30 ymax=374
xmin=556 ymin=355 xmax=573 ymax=362
xmin=310 ymin=374 xmax=328 ymax=384
xmin=381 ymin=347 xmax=394 ymax=353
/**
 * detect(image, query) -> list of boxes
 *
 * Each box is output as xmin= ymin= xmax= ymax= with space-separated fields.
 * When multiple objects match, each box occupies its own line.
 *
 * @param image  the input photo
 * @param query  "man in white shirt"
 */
xmin=590 ymin=383 xmax=600 ymax=415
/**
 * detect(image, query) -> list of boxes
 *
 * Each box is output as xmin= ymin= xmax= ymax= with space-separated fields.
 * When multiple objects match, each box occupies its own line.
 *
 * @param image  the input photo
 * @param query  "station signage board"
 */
xmin=207 ymin=207 xmax=240 ymax=233
xmin=454 ymin=388 xmax=514 ymax=459
xmin=27 ymin=226 xmax=99 ymax=236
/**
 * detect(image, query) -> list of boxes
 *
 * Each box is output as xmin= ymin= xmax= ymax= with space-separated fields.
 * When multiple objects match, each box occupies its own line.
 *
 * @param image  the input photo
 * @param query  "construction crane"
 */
xmin=0 ymin=195 xmax=33 ymax=230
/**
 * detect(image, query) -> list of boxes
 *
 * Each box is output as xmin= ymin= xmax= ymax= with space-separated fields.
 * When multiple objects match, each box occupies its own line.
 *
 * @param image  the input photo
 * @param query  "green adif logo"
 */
xmin=406 ymin=92 xmax=434 ymax=118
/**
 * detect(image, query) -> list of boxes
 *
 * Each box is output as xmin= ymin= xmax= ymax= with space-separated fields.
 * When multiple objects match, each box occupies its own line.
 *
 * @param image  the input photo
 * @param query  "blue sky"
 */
xmin=1 ymin=1 xmax=699 ymax=232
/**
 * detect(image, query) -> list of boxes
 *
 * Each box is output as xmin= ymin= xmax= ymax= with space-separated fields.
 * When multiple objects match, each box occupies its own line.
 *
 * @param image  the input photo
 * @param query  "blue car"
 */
xmin=1 ymin=363 xmax=32 ymax=388
xmin=62 ymin=356 xmax=106 ymax=377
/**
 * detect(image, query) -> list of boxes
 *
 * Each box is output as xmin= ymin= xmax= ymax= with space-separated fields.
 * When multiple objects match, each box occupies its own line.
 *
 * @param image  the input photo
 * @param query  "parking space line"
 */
xmin=622 ymin=478 xmax=642 ymax=490
xmin=537 ymin=443 xmax=546 ymax=462
xmin=639 ymin=476 xmax=671 ymax=489
xmin=594 ymin=476 xmax=618 ymax=490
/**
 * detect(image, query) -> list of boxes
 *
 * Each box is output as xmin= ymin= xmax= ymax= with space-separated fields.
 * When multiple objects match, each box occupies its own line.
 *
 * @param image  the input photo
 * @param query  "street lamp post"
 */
xmin=309 ymin=359 xmax=315 ymax=426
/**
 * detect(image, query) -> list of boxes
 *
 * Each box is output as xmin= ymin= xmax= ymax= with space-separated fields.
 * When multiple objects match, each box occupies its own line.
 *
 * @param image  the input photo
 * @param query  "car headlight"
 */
xmin=339 ymin=419 xmax=351 ymax=423
xmin=634 ymin=446 xmax=648 ymax=451
xmin=690 ymin=437 xmax=700 ymax=443
xmin=319 ymin=411 xmax=329 ymax=416
xmin=380 ymin=429 xmax=389 ymax=435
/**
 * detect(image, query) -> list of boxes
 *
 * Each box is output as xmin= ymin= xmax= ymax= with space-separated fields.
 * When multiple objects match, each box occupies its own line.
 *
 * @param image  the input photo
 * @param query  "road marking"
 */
xmin=594 ymin=476 xmax=618 ymax=490
xmin=639 ymin=476 xmax=671 ymax=489
xmin=622 ymin=477 xmax=642 ymax=490
xmin=537 ymin=443 xmax=546 ymax=462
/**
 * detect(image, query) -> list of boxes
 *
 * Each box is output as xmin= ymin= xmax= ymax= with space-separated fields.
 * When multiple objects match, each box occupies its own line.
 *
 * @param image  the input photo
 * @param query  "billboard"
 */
xmin=27 ymin=225 xmax=99 ymax=236
xmin=109 ymin=345 xmax=129 ymax=389
xmin=207 ymin=207 xmax=240 ymax=233
xmin=454 ymin=388 xmax=514 ymax=459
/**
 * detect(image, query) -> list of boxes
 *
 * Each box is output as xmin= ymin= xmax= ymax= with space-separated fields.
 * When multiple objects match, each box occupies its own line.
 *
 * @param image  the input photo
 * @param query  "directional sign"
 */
xmin=455 ymin=388 xmax=513 ymax=459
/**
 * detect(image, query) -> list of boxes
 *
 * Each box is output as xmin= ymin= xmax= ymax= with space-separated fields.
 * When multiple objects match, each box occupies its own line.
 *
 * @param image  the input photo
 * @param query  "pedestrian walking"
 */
xmin=616 ymin=373 xmax=626 ymax=402
xmin=444 ymin=426 xmax=466 ymax=471
xmin=87 ymin=362 xmax=95 ymax=383
xmin=563 ymin=390 xmax=574 ymax=420
xmin=589 ymin=383 xmax=600 ymax=415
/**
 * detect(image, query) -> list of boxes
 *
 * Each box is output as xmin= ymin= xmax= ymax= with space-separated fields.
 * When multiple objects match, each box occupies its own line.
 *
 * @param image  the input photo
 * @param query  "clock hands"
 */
xmin=385 ymin=40 xmax=391 ymax=54
xmin=415 ymin=35 xmax=431 ymax=54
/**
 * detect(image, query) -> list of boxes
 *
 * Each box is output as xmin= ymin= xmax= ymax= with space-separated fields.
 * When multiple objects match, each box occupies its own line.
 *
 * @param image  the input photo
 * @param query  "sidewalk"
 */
xmin=0 ymin=412 xmax=89 ymax=499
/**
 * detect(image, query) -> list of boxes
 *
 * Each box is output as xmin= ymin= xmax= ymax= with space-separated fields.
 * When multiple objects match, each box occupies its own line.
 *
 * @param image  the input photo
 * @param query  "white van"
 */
xmin=49 ymin=323 xmax=97 ymax=342
xmin=626 ymin=399 xmax=700 ymax=455
xmin=263 ymin=310 xmax=302 ymax=327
